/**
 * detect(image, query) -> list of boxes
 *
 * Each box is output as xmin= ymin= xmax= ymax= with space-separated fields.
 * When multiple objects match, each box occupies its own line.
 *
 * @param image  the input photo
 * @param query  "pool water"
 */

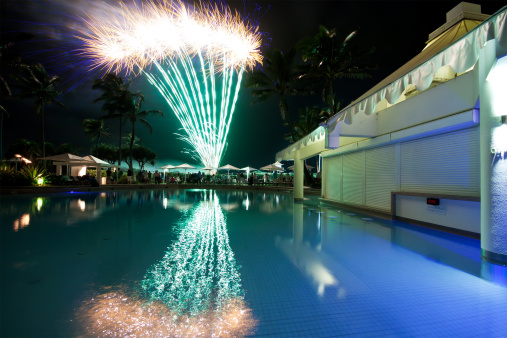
xmin=1 ymin=189 xmax=506 ymax=337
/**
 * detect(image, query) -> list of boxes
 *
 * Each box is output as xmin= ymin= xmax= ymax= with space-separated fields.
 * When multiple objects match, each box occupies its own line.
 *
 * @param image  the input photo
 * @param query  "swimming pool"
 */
xmin=1 ymin=189 xmax=506 ymax=337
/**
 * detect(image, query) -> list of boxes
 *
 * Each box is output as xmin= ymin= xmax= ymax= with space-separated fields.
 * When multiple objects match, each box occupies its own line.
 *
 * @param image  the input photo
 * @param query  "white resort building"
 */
xmin=276 ymin=2 xmax=507 ymax=265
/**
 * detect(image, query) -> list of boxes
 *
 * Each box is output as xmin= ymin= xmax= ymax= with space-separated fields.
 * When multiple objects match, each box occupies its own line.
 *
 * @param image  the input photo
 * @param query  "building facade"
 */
xmin=275 ymin=3 xmax=507 ymax=265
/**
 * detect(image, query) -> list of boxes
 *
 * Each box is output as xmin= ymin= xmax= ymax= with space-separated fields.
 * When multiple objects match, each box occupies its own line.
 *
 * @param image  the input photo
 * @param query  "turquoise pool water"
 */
xmin=1 ymin=189 xmax=506 ymax=337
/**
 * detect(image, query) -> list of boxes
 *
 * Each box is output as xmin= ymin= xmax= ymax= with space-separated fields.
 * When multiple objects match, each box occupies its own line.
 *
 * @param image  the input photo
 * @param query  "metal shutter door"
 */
xmin=324 ymin=156 xmax=342 ymax=201
xmin=400 ymin=127 xmax=479 ymax=196
xmin=343 ymin=151 xmax=364 ymax=205
xmin=365 ymin=145 xmax=397 ymax=211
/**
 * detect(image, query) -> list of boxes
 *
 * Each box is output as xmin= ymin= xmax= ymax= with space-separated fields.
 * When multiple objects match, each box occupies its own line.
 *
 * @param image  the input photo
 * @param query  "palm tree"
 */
xmin=13 ymin=63 xmax=64 ymax=165
xmin=5 ymin=138 xmax=41 ymax=161
xmin=92 ymin=73 xmax=133 ymax=167
xmin=82 ymin=118 xmax=111 ymax=157
xmin=124 ymin=94 xmax=163 ymax=170
xmin=286 ymin=104 xmax=340 ymax=183
xmin=55 ymin=143 xmax=80 ymax=155
xmin=288 ymin=106 xmax=332 ymax=142
xmin=1 ymin=35 xmax=32 ymax=159
xmin=245 ymin=48 xmax=308 ymax=141
xmin=298 ymin=27 xmax=375 ymax=115
xmin=0 ymin=77 xmax=10 ymax=160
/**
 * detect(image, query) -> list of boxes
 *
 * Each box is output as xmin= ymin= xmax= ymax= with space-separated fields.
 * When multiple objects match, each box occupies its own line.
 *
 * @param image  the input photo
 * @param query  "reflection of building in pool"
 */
xmin=13 ymin=214 xmax=30 ymax=232
xmin=276 ymin=203 xmax=368 ymax=298
xmin=80 ymin=191 xmax=256 ymax=337
xmin=275 ymin=3 xmax=507 ymax=266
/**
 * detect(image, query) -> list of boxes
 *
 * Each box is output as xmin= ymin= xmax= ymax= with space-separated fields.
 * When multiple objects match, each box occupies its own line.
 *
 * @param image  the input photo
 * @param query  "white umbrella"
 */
xmin=240 ymin=166 xmax=258 ymax=172
xmin=174 ymin=163 xmax=196 ymax=182
xmin=287 ymin=164 xmax=315 ymax=171
xmin=218 ymin=164 xmax=240 ymax=182
xmin=240 ymin=166 xmax=258 ymax=179
xmin=201 ymin=165 xmax=216 ymax=172
xmin=260 ymin=164 xmax=283 ymax=172
xmin=218 ymin=164 xmax=240 ymax=171
xmin=6 ymin=155 xmax=31 ymax=171
xmin=160 ymin=164 xmax=176 ymax=174
xmin=160 ymin=164 xmax=176 ymax=182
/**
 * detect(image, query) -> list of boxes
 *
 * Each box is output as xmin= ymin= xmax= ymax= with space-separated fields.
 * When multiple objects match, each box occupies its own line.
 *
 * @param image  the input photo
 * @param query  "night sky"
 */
xmin=1 ymin=0 xmax=505 ymax=170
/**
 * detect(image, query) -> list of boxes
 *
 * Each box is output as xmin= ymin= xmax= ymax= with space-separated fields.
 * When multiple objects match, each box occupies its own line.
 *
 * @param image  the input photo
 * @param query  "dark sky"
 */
xmin=1 ymin=0 xmax=505 ymax=170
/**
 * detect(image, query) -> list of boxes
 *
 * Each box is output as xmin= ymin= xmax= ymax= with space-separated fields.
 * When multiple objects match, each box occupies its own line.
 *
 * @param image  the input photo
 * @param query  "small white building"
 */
xmin=275 ymin=2 xmax=507 ymax=265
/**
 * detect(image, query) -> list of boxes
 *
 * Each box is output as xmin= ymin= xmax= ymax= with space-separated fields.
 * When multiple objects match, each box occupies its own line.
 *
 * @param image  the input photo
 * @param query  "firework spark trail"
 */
xmin=79 ymin=0 xmax=262 ymax=167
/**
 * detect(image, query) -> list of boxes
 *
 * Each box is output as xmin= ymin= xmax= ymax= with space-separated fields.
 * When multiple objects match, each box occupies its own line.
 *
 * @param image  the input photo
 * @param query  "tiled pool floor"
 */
xmin=1 ymin=190 xmax=506 ymax=337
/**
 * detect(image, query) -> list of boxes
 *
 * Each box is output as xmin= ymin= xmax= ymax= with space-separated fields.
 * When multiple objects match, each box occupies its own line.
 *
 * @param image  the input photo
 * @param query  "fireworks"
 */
xmin=79 ymin=0 xmax=263 ymax=167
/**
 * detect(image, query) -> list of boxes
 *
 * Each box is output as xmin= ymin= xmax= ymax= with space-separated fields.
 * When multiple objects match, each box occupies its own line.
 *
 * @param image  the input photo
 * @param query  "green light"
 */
xmin=36 ymin=198 xmax=43 ymax=211
xmin=145 ymin=52 xmax=244 ymax=168
xmin=141 ymin=191 xmax=244 ymax=317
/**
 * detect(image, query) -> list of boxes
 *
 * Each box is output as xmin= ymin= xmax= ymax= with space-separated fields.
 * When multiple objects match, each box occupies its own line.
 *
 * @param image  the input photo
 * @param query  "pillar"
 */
xmin=293 ymin=202 xmax=303 ymax=244
xmin=479 ymin=41 xmax=507 ymax=265
xmin=293 ymin=152 xmax=304 ymax=202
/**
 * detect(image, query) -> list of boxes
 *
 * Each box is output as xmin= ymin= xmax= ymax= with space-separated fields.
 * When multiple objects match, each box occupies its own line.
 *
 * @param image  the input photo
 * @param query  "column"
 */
xmin=293 ymin=152 xmax=304 ymax=202
xmin=479 ymin=42 xmax=507 ymax=266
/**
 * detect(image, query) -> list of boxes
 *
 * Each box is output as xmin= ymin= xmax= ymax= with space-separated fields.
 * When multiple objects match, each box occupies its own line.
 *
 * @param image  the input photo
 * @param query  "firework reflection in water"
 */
xmin=79 ymin=192 xmax=256 ymax=337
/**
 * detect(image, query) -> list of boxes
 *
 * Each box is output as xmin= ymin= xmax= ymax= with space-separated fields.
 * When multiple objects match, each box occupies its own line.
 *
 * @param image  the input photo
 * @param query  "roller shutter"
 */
xmin=400 ymin=127 xmax=479 ymax=196
xmin=324 ymin=156 xmax=342 ymax=201
xmin=343 ymin=151 xmax=364 ymax=205
xmin=365 ymin=145 xmax=397 ymax=211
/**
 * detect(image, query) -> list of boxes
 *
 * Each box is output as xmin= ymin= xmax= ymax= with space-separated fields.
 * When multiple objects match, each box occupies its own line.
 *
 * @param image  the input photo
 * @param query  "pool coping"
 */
xmin=0 ymin=183 xmax=322 ymax=196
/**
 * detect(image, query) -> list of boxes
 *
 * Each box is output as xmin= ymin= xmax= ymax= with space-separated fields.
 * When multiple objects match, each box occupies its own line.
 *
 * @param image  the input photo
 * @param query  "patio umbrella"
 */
xmin=260 ymin=164 xmax=283 ymax=172
xmin=240 ymin=166 xmax=258 ymax=178
xmin=218 ymin=164 xmax=240 ymax=182
xmin=6 ymin=155 xmax=31 ymax=171
xmin=174 ymin=163 xmax=196 ymax=182
xmin=201 ymin=165 xmax=216 ymax=172
xmin=160 ymin=164 xmax=176 ymax=181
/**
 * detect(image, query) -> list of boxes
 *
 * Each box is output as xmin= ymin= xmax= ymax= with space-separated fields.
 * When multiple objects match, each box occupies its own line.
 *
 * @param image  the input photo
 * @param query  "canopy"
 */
xmin=83 ymin=155 xmax=116 ymax=168
xmin=38 ymin=153 xmax=94 ymax=165
xmin=38 ymin=153 xmax=94 ymax=176
xmin=160 ymin=164 xmax=176 ymax=169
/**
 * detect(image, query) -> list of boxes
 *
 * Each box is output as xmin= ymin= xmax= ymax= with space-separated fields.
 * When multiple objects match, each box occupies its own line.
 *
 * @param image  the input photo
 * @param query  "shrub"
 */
xmin=0 ymin=166 xmax=32 ymax=186
xmin=118 ymin=176 xmax=129 ymax=184
xmin=19 ymin=165 xmax=50 ymax=185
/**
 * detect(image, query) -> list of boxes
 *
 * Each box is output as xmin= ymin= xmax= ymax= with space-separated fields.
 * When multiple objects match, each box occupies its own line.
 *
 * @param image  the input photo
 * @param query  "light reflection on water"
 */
xmin=79 ymin=191 xmax=256 ymax=337
xmin=2 ymin=190 xmax=504 ymax=337
xmin=1 ymin=189 xmax=276 ymax=337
